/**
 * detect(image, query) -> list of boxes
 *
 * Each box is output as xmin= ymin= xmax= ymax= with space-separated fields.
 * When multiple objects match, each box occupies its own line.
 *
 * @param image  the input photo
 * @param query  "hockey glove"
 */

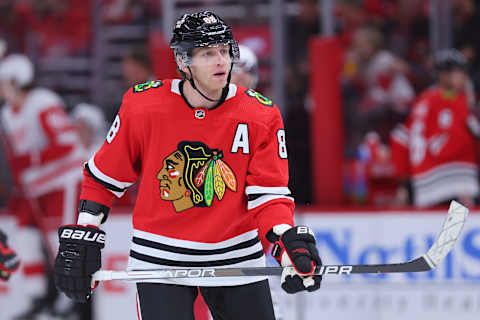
xmin=0 ymin=230 xmax=20 ymax=281
xmin=270 ymin=225 xmax=322 ymax=294
xmin=54 ymin=225 xmax=105 ymax=302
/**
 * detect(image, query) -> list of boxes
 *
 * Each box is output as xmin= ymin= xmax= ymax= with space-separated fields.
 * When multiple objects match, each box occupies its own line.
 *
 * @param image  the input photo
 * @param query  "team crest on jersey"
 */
xmin=245 ymin=89 xmax=273 ymax=106
xmin=156 ymin=141 xmax=237 ymax=212
xmin=133 ymin=80 xmax=163 ymax=93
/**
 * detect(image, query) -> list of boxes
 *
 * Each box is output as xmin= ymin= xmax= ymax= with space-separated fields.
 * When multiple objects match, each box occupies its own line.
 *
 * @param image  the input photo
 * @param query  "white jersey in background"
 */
xmin=1 ymin=87 xmax=86 ymax=224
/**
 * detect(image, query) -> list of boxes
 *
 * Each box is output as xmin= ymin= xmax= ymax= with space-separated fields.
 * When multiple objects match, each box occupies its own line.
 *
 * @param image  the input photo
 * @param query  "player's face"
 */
xmin=0 ymin=80 xmax=18 ymax=105
xmin=156 ymin=151 xmax=186 ymax=201
xmin=122 ymin=57 xmax=151 ymax=87
xmin=449 ymin=69 xmax=467 ymax=92
xmin=190 ymin=44 xmax=231 ymax=91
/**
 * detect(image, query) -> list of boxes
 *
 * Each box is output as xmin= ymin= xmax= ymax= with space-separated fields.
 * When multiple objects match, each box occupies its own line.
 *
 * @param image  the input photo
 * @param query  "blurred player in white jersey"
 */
xmin=231 ymin=44 xmax=259 ymax=89
xmin=0 ymin=54 xmax=88 ymax=319
xmin=71 ymin=102 xmax=107 ymax=157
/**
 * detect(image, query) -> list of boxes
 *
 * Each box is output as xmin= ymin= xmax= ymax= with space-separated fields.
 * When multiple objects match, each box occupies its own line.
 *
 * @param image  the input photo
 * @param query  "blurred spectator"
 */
xmin=343 ymin=26 xmax=415 ymax=150
xmin=122 ymin=45 xmax=155 ymax=88
xmin=102 ymin=0 xmax=160 ymax=24
xmin=285 ymin=0 xmax=321 ymax=205
xmin=286 ymin=0 xmax=319 ymax=98
xmin=336 ymin=0 xmax=369 ymax=45
xmin=390 ymin=49 xmax=479 ymax=207
xmin=453 ymin=0 xmax=480 ymax=94
xmin=14 ymin=0 xmax=92 ymax=57
xmin=346 ymin=26 xmax=415 ymax=114
xmin=71 ymin=103 xmax=108 ymax=156
xmin=0 ymin=54 xmax=88 ymax=318
xmin=357 ymin=132 xmax=397 ymax=206
xmin=0 ymin=1 xmax=28 ymax=54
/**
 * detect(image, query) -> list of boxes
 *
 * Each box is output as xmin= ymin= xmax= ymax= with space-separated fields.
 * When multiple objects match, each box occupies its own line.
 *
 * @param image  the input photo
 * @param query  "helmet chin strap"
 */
xmin=187 ymin=64 xmax=233 ymax=103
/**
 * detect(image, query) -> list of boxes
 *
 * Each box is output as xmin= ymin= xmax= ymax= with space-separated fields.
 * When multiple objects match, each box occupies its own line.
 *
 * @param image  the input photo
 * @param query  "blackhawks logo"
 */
xmin=156 ymin=141 xmax=237 ymax=212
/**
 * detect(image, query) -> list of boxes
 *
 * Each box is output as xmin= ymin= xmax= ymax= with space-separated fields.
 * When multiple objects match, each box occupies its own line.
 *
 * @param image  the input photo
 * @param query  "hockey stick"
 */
xmin=92 ymin=200 xmax=468 ymax=282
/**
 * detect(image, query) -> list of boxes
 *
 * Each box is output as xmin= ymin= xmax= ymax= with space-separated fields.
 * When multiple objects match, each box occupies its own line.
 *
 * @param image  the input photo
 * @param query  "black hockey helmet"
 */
xmin=170 ymin=11 xmax=240 ymax=67
xmin=434 ymin=49 xmax=468 ymax=72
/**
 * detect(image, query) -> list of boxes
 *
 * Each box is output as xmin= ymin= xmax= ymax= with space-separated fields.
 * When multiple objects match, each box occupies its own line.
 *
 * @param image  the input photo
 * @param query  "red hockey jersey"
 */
xmin=81 ymin=79 xmax=295 ymax=286
xmin=390 ymin=86 xmax=478 ymax=206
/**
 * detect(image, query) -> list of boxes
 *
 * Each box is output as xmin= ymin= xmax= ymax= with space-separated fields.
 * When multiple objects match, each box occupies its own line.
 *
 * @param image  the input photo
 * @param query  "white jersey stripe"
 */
xmin=130 ymin=241 xmax=263 ymax=263
xmin=88 ymin=156 xmax=134 ymax=191
xmin=132 ymin=229 xmax=259 ymax=250
xmin=245 ymin=186 xmax=291 ymax=195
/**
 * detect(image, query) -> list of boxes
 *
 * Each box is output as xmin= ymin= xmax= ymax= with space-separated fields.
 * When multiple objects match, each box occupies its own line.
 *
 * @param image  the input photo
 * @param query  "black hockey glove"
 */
xmin=54 ymin=225 xmax=105 ymax=302
xmin=0 ymin=230 xmax=20 ymax=281
xmin=271 ymin=226 xmax=322 ymax=294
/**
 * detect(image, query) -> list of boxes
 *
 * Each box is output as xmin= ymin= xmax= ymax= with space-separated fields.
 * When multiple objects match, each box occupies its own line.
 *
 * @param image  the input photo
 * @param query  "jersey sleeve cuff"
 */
xmin=80 ymin=170 xmax=115 ymax=208
xmin=253 ymin=200 xmax=294 ymax=241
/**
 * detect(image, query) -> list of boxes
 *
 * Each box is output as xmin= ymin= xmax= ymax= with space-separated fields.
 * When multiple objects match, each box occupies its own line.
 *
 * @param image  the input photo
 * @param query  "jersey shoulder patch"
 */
xmin=133 ymin=80 xmax=163 ymax=93
xmin=244 ymin=89 xmax=273 ymax=107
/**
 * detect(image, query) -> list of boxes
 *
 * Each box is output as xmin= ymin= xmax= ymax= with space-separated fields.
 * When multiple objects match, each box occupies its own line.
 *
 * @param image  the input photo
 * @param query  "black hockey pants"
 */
xmin=136 ymin=279 xmax=276 ymax=320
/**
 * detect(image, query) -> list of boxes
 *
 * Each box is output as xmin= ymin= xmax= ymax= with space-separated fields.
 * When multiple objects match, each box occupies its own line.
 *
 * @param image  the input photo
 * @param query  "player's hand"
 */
xmin=54 ymin=225 xmax=105 ymax=302
xmin=0 ymin=230 xmax=20 ymax=281
xmin=271 ymin=225 xmax=322 ymax=294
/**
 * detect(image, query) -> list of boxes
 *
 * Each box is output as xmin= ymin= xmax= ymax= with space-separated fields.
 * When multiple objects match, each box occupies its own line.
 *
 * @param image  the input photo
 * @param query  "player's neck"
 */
xmin=182 ymin=79 xmax=224 ymax=109
xmin=438 ymin=85 xmax=461 ymax=98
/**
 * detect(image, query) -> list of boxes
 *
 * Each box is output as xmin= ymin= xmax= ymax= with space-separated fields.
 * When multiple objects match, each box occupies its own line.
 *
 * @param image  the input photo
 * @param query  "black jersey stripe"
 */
xmin=132 ymin=236 xmax=260 ymax=256
xmin=247 ymin=193 xmax=295 ymax=201
xmin=129 ymin=249 xmax=264 ymax=267
xmin=85 ymin=163 xmax=126 ymax=193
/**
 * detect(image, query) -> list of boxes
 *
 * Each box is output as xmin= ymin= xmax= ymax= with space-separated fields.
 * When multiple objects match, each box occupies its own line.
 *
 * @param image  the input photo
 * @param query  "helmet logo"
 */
xmin=203 ymin=16 xmax=217 ymax=24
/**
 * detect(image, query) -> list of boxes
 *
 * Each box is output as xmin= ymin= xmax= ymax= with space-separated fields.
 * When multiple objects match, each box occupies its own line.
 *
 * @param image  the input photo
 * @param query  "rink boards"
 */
xmin=0 ymin=208 xmax=479 ymax=320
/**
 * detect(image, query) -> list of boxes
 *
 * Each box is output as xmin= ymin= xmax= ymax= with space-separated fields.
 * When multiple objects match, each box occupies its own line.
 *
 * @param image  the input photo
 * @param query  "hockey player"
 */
xmin=0 ymin=228 xmax=20 ymax=281
xmin=0 ymin=54 xmax=87 ymax=318
xmin=390 ymin=49 xmax=479 ymax=207
xmin=71 ymin=102 xmax=108 ymax=156
xmin=54 ymin=11 xmax=322 ymax=319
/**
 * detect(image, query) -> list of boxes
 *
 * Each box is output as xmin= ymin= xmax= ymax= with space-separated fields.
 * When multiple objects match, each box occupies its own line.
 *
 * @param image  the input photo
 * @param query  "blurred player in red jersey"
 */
xmin=0 ymin=54 xmax=88 ymax=319
xmin=391 ymin=49 xmax=480 ymax=207
xmin=53 ymin=11 xmax=322 ymax=320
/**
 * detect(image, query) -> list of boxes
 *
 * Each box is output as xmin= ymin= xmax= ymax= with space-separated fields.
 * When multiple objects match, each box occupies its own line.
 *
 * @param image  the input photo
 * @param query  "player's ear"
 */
xmin=177 ymin=57 xmax=190 ymax=77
